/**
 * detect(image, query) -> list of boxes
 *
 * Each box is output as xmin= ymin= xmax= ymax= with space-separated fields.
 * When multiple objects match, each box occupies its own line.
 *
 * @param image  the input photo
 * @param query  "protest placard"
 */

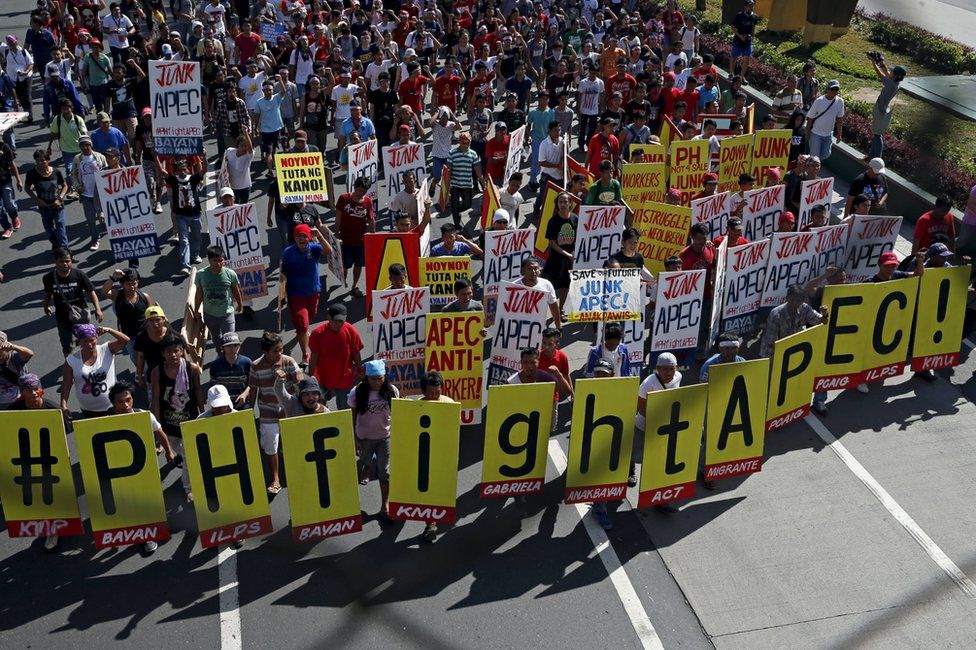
xmin=742 ymin=184 xmax=785 ymax=241
xmin=620 ymin=163 xmax=666 ymax=207
xmin=180 ymin=411 xmax=273 ymax=547
xmin=669 ymin=139 xmax=710 ymax=205
xmin=419 ymin=256 xmax=470 ymax=309
xmin=207 ymin=203 xmax=268 ymax=298
xmin=637 ymin=384 xmax=706 ymax=508
xmin=0 ymin=410 xmax=83 ymax=538
xmin=629 ymin=142 xmax=667 ymax=164
xmin=766 ymin=325 xmax=825 ymax=432
xmin=718 ymin=133 xmax=753 ymax=193
xmin=566 ymin=268 xmax=642 ymax=323
xmin=149 ymin=60 xmax=203 ymax=156
xmin=533 ymin=181 xmax=580 ymax=262
xmin=860 ymin=278 xmax=918 ymax=383
xmin=481 ymin=383 xmax=554 ymax=498
xmin=426 ymin=312 xmax=484 ymax=423
xmin=574 ymin=205 xmax=626 ymax=270
xmin=815 ymin=283 xmax=876 ymax=391
xmin=95 ymin=165 xmax=158 ymax=261
xmin=486 ymin=282 xmax=548 ymax=388
xmin=480 ymin=179 xmax=502 ymax=230
xmin=74 ymin=413 xmax=169 ymax=548
xmin=651 ymin=270 xmax=705 ymax=352
xmin=722 ymin=239 xmax=769 ymax=335
xmin=750 ymin=129 xmax=790 ymax=181
xmin=389 ymin=399 xmax=461 ymax=523
xmin=279 ymin=411 xmax=362 ymax=542
xmin=708 ymin=238 xmax=728 ymax=347
xmin=0 ymin=112 xmax=29 ymax=134
xmin=843 ymin=215 xmax=902 ymax=283
xmin=372 ymin=288 xmax=429 ymax=396
xmin=797 ymin=177 xmax=834 ymax=231
xmin=659 ymin=115 xmax=679 ymax=153
xmin=364 ymin=232 xmax=421 ymax=317
xmin=704 ymin=359 xmax=769 ymax=481
xmin=912 ymin=265 xmax=971 ymax=372
xmin=691 ymin=191 xmax=731 ymax=242
xmin=483 ymin=227 xmax=534 ymax=325
xmin=504 ymin=125 xmax=526 ymax=186
xmin=258 ymin=23 xmax=285 ymax=43
xmin=565 ymin=377 xmax=638 ymax=503
xmin=322 ymin=227 xmax=346 ymax=288
xmin=809 ymin=222 xmax=850 ymax=279
xmin=760 ymin=231 xmax=817 ymax=308
xmin=275 ymin=152 xmax=328 ymax=204
xmin=631 ymin=201 xmax=692 ymax=275
xmin=383 ymin=142 xmax=428 ymax=205
xmin=348 ymin=138 xmax=379 ymax=204
xmin=565 ymin=153 xmax=595 ymax=185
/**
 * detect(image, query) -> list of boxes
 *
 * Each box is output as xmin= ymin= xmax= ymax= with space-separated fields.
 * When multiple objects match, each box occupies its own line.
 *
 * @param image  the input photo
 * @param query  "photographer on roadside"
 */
xmin=867 ymin=51 xmax=907 ymax=160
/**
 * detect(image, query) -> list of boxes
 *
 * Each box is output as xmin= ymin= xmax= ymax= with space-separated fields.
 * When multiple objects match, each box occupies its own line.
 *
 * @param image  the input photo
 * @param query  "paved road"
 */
xmin=4 ymin=1 xmax=976 ymax=648
xmin=858 ymin=0 xmax=976 ymax=49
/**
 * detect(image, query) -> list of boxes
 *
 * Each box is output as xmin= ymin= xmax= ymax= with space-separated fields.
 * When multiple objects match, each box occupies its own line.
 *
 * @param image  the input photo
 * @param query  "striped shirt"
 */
xmin=446 ymin=147 xmax=480 ymax=189
xmin=248 ymin=354 xmax=301 ymax=422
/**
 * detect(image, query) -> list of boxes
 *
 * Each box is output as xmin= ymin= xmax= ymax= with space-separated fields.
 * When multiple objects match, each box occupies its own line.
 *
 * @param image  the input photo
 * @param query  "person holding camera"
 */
xmin=867 ymin=51 xmax=907 ymax=160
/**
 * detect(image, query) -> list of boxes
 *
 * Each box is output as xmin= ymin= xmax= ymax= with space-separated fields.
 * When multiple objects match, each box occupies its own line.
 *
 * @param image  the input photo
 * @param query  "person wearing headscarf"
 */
xmin=60 ymin=323 xmax=129 ymax=419
xmin=0 ymin=330 xmax=35 ymax=409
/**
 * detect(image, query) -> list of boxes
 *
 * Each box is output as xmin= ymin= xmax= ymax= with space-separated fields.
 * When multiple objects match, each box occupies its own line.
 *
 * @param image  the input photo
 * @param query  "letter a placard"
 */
xmin=0 ymin=410 xmax=83 ymax=538
xmin=180 ymin=411 xmax=272 ymax=547
xmin=704 ymin=359 xmax=769 ymax=481
xmin=637 ymin=384 xmax=706 ymax=508
xmin=279 ymin=411 xmax=362 ymax=543
xmin=565 ymin=377 xmax=638 ymax=503
xmin=388 ymin=399 xmax=461 ymax=523
xmin=74 ymin=412 xmax=169 ymax=547
xmin=480 ymin=384 xmax=554 ymax=498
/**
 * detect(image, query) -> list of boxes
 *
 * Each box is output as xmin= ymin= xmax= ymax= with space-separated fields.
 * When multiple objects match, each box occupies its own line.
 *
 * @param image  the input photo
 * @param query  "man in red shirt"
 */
xmin=485 ymin=122 xmax=510 ymax=184
xmin=692 ymin=172 xmax=719 ymax=201
xmin=464 ymin=61 xmax=495 ymax=112
xmin=336 ymin=176 xmax=376 ymax=297
xmin=712 ymin=216 xmax=749 ymax=248
xmin=585 ymin=118 xmax=621 ymax=178
xmin=913 ymin=196 xmax=957 ymax=253
xmin=680 ymin=222 xmax=717 ymax=298
xmin=234 ymin=20 xmax=262 ymax=67
xmin=680 ymin=75 xmax=701 ymax=123
xmin=398 ymin=62 xmax=430 ymax=117
xmin=661 ymin=72 xmax=681 ymax=118
xmin=308 ymin=303 xmax=363 ymax=410
xmin=432 ymin=59 xmax=463 ymax=112
xmin=607 ymin=60 xmax=637 ymax=106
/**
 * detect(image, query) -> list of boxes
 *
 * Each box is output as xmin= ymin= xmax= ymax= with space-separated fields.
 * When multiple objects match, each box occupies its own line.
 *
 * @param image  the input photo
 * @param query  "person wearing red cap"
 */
xmin=664 ymin=187 xmax=683 ymax=205
xmin=765 ymin=166 xmax=782 ymax=188
xmin=693 ymin=172 xmax=719 ymax=201
xmin=776 ymin=211 xmax=796 ymax=233
xmin=280 ymin=223 xmax=334 ymax=367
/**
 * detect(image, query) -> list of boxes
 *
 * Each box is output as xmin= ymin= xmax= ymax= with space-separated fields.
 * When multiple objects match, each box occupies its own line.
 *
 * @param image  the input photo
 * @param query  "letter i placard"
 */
xmin=74 ymin=412 xmax=170 ymax=547
xmin=480 ymin=383 xmax=554 ymax=498
xmin=0 ymin=410 xmax=83 ymax=538
xmin=279 ymin=410 xmax=363 ymax=543
xmin=180 ymin=411 xmax=273 ymax=548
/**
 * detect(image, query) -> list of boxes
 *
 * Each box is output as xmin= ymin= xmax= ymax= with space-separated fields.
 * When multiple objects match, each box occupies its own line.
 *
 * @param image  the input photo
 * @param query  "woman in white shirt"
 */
xmin=220 ymin=131 xmax=255 ymax=204
xmin=60 ymin=323 xmax=129 ymax=418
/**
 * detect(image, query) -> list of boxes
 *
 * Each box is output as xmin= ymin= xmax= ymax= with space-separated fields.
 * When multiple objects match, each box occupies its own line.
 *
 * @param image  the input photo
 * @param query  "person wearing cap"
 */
xmin=210 ymin=331 xmax=252 ymax=406
xmin=776 ymin=211 xmax=797 ymax=233
xmin=274 ymin=371 xmax=327 ymax=418
xmin=416 ymin=370 xmax=456 ymax=541
xmin=0 ymin=330 xmax=34 ymax=409
xmin=693 ymin=172 xmax=720 ymax=202
xmin=913 ymin=196 xmax=957 ymax=254
xmin=713 ymin=216 xmax=749 ymax=248
xmin=134 ymin=305 xmax=176 ymax=390
xmin=42 ymin=60 xmax=85 ymax=125
xmin=804 ymin=79 xmax=844 ymax=162
xmin=308 ymin=304 xmax=364 ymax=411
xmin=871 ymin=250 xmax=924 ymax=284
xmin=247 ymin=330 xmax=303 ymax=494
xmin=585 ymin=355 xmax=620 ymax=528
xmin=60 ymin=322 xmax=129 ymax=419
xmin=71 ymin=134 xmax=108 ymax=250
xmin=194 ymin=244 xmax=243 ymax=358
xmin=764 ymin=165 xmax=783 ymax=188
xmin=159 ymin=157 xmax=204 ymax=275
xmin=919 ymin=241 xmax=958 ymax=270
xmin=869 ymin=53 xmax=906 ymax=159
xmin=585 ymin=117 xmax=621 ymax=179
xmin=91 ymin=109 xmax=131 ymax=165
xmin=585 ymin=322 xmax=632 ymax=379
xmin=280 ymin=221 xmax=335 ymax=365
xmin=846 ymin=157 xmax=888 ymax=216
xmin=5 ymin=35 xmax=35 ymax=122
xmin=79 ymin=38 xmax=112 ymax=111
xmin=635 ymin=351 xmax=684 ymax=497
xmin=349 ymin=359 xmax=398 ymax=517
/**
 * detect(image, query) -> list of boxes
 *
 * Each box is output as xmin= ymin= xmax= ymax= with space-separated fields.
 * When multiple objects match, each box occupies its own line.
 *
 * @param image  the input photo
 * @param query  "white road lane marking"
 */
xmin=547 ymin=440 xmax=665 ymax=650
xmin=218 ymin=545 xmax=243 ymax=649
xmin=804 ymin=414 xmax=976 ymax=599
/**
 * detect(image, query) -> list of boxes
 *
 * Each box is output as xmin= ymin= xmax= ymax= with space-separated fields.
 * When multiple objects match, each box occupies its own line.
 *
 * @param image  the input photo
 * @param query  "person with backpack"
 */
xmin=46 ymin=99 xmax=87 ymax=200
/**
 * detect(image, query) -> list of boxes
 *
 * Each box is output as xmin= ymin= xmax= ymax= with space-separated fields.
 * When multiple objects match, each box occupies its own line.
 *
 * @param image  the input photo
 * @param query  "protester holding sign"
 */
xmin=349 ymin=360 xmax=399 ymax=520
xmin=635 ymin=352 xmax=683 ymax=503
xmin=541 ymin=191 xmax=578 ymax=315
xmin=160 ymin=157 xmax=203 ymax=276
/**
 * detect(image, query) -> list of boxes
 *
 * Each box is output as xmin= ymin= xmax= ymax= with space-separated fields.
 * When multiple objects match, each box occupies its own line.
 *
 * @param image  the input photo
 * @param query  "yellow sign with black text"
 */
xmin=279 ymin=410 xmax=362 ymax=543
xmin=766 ymin=325 xmax=825 ymax=432
xmin=275 ymin=152 xmax=328 ymax=203
xmin=419 ymin=256 xmax=471 ymax=309
xmin=912 ymin=265 xmax=971 ymax=371
xmin=637 ymin=384 xmax=706 ymax=508
xmin=480 ymin=383 xmax=554 ymax=498
xmin=74 ymin=412 xmax=169 ymax=547
xmin=815 ymin=283 xmax=877 ymax=391
xmin=180 ymin=411 xmax=273 ymax=547
xmin=861 ymin=278 xmax=918 ymax=382
xmin=565 ymin=377 xmax=638 ymax=503
xmin=389 ymin=399 xmax=461 ymax=523
xmin=704 ymin=359 xmax=769 ymax=481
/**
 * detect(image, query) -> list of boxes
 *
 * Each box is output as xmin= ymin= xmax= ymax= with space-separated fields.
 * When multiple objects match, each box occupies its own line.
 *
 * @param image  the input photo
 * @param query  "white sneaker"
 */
xmin=179 ymin=267 xmax=191 ymax=277
xmin=144 ymin=540 xmax=158 ymax=554
xmin=191 ymin=255 xmax=202 ymax=264
xmin=153 ymin=202 xmax=163 ymax=214
xmin=43 ymin=534 xmax=60 ymax=551
xmin=856 ymin=383 xmax=869 ymax=394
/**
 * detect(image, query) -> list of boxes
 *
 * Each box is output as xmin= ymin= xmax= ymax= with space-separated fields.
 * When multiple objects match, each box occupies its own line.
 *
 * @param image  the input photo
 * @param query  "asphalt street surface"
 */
xmin=4 ymin=1 xmax=976 ymax=648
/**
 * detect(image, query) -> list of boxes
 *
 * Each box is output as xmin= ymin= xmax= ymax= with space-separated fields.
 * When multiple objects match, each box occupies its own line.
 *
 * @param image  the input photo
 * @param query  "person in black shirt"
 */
xmin=42 ymin=247 xmax=103 ymax=355
xmin=101 ymin=267 xmax=152 ymax=356
xmin=105 ymin=59 xmax=145 ymax=140
xmin=541 ymin=191 xmax=578 ymax=312
xmin=730 ymin=0 xmax=761 ymax=83
xmin=24 ymin=149 xmax=68 ymax=249
xmin=159 ymin=157 xmax=203 ymax=275
xmin=280 ymin=201 xmax=322 ymax=246
xmin=368 ymin=72 xmax=399 ymax=147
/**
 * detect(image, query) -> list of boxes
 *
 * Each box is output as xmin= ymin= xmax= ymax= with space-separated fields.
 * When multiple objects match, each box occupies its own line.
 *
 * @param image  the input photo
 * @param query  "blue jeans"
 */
xmin=61 ymin=152 xmax=76 ymax=190
xmin=80 ymin=194 xmax=100 ymax=242
xmin=808 ymin=133 xmax=834 ymax=161
xmin=177 ymin=214 xmax=202 ymax=269
xmin=41 ymin=206 xmax=67 ymax=248
xmin=529 ymin=139 xmax=542 ymax=184
xmin=870 ymin=134 xmax=883 ymax=159
xmin=0 ymin=181 xmax=17 ymax=229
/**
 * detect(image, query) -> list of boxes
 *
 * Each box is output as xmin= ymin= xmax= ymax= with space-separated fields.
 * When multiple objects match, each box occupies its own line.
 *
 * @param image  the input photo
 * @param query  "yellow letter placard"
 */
xmin=630 ymin=142 xmax=667 ymax=165
xmin=0 ymin=410 xmax=82 ymax=538
xmin=389 ymin=398 xmax=461 ymax=523
xmin=74 ymin=412 xmax=169 ymax=547
xmin=718 ymin=133 xmax=753 ymax=194
xmin=749 ymin=129 xmax=790 ymax=181
xmin=637 ymin=384 xmax=706 ymax=508
xmin=704 ymin=359 xmax=769 ymax=481
xmin=279 ymin=410 xmax=362 ymax=543
xmin=669 ymin=139 xmax=710 ymax=206
xmin=766 ymin=325 xmax=825 ymax=432
xmin=180 ymin=411 xmax=272 ymax=547
xmin=815 ymin=283 xmax=877 ymax=391
xmin=861 ymin=277 xmax=918 ymax=383
xmin=912 ymin=265 xmax=971 ymax=371
xmin=621 ymin=162 xmax=666 ymax=207
xmin=565 ymin=377 xmax=639 ymax=503
xmin=481 ymin=383 xmax=554 ymax=498
xmin=275 ymin=152 xmax=328 ymax=203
